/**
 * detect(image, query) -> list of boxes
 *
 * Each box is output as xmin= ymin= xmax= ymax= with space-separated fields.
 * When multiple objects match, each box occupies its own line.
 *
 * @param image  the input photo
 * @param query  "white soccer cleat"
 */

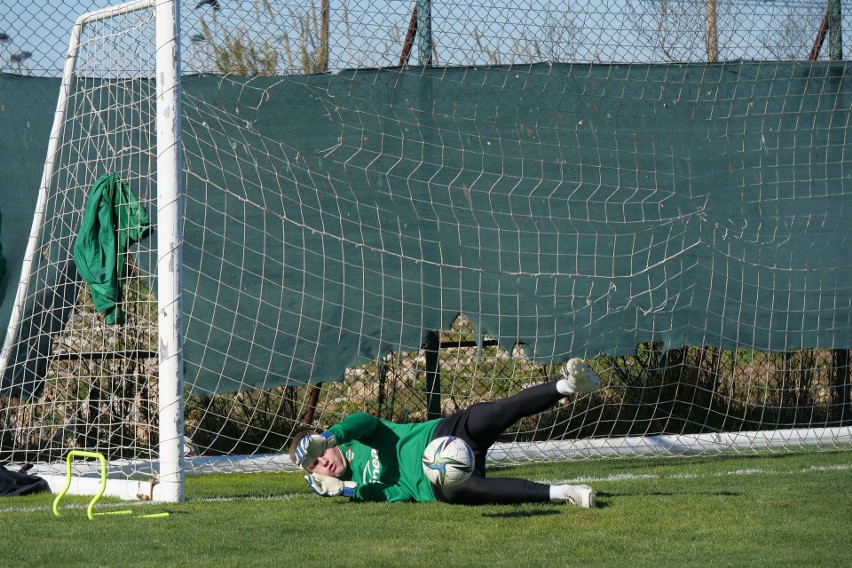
xmin=560 ymin=358 xmax=603 ymax=394
xmin=564 ymin=484 xmax=596 ymax=508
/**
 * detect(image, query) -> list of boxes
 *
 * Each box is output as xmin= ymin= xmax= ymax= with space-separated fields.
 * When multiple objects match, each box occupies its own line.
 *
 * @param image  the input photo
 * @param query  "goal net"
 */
xmin=1 ymin=0 xmax=850 ymax=502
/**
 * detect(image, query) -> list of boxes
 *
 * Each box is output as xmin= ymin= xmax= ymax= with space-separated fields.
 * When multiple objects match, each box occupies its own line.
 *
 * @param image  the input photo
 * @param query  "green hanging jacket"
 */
xmin=73 ymin=173 xmax=152 ymax=325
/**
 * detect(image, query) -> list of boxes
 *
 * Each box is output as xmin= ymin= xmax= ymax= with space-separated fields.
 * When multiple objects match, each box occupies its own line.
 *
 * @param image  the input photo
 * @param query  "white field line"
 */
xmin=0 ymin=493 xmax=308 ymax=515
xmin=2 ymin=462 xmax=849 ymax=514
xmin=540 ymin=461 xmax=852 ymax=486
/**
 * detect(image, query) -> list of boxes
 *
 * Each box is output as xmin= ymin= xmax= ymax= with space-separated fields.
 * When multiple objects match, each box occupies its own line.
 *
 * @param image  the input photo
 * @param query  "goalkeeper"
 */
xmin=290 ymin=358 xmax=602 ymax=508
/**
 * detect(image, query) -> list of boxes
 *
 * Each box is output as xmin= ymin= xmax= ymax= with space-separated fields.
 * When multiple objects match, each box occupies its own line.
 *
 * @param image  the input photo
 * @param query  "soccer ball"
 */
xmin=421 ymin=435 xmax=475 ymax=488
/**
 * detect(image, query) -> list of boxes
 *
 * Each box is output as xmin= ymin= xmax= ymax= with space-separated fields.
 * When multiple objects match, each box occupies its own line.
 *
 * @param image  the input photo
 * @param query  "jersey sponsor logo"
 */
xmin=360 ymin=448 xmax=381 ymax=485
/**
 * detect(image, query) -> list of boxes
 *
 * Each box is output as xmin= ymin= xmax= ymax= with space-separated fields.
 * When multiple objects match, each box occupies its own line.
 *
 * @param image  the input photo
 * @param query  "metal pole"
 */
xmin=424 ymin=331 xmax=441 ymax=419
xmin=828 ymin=0 xmax=843 ymax=60
xmin=704 ymin=0 xmax=719 ymax=63
xmin=415 ymin=0 xmax=432 ymax=66
xmin=809 ymin=8 xmax=830 ymax=61
xmin=399 ymin=6 xmax=418 ymax=66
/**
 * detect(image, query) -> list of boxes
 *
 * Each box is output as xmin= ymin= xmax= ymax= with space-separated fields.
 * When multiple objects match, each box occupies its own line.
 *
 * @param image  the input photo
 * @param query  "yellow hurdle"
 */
xmin=51 ymin=450 xmax=132 ymax=521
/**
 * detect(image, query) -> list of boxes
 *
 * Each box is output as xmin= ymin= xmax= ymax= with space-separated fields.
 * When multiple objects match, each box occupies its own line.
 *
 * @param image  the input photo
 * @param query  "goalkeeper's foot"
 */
xmin=558 ymin=484 xmax=596 ymax=508
xmin=558 ymin=358 xmax=602 ymax=395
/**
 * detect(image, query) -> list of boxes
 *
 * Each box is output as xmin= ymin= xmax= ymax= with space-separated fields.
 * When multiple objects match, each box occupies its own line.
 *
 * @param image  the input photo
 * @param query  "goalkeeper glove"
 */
xmin=294 ymin=431 xmax=336 ymax=468
xmin=305 ymin=473 xmax=356 ymax=498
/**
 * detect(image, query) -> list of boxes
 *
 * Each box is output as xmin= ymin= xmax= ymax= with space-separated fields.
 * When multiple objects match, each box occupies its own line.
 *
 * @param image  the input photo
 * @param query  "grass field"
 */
xmin=2 ymin=450 xmax=850 ymax=567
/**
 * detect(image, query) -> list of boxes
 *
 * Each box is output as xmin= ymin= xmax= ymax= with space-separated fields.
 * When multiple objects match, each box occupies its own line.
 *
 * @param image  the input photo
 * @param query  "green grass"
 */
xmin=2 ymin=450 xmax=850 ymax=567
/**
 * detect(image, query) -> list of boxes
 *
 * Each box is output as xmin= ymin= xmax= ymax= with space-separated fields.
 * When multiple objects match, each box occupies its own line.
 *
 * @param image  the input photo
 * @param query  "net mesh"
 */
xmin=0 ymin=1 xmax=850 ymax=483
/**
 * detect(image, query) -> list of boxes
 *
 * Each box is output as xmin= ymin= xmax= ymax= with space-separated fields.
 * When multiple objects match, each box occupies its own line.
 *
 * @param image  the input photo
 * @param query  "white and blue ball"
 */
xmin=421 ymin=435 xmax=475 ymax=488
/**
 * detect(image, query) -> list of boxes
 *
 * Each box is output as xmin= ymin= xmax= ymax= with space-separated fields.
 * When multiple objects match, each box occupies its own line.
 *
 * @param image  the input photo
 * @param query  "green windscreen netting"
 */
xmin=2 ymin=62 xmax=851 ymax=395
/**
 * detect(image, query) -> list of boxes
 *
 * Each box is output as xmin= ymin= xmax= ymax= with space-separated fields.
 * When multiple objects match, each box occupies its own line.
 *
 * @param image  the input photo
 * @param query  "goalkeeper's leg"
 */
xmin=435 ymin=359 xmax=601 ymax=449
xmin=433 ymin=381 xmax=562 ymax=453
xmin=433 ymin=476 xmax=595 ymax=508
xmin=433 ymin=475 xmax=549 ymax=505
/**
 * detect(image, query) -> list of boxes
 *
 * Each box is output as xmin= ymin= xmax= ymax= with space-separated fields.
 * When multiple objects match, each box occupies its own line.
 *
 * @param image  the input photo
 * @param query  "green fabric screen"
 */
xmin=2 ymin=62 xmax=850 ymax=395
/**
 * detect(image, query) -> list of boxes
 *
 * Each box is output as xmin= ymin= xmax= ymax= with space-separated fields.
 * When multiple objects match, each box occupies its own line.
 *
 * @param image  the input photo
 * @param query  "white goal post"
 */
xmin=152 ymin=0 xmax=185 ymax=506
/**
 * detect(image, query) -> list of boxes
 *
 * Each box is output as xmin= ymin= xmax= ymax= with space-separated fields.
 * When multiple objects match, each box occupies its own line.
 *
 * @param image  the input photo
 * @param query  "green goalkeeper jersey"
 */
xmin=327 ymin=412 xmax=440 ymax=503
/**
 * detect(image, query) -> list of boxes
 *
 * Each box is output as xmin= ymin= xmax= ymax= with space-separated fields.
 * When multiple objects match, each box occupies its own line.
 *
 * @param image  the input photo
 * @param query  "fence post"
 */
xmin=828 ymin=0 xmax=843 ymax=60
xmin=424 ymin=331 xmax=441 ymax=419
xmin=832 ymin=349 xmax=851 ymax=426
xmin=415 ymin=0 xmax=432 ymax=66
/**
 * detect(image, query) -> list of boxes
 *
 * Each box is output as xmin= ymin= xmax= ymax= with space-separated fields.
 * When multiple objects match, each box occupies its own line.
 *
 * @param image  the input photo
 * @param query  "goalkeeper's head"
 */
xmin=289 ymin=430 xmax=348 ymax=478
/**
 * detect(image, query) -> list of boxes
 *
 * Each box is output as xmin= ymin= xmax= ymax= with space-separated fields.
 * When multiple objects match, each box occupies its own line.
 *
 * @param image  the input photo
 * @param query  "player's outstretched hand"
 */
xmin=294 ymin=432 xmax=336 ymax=468
xmin=305 ymin=473 xmax=356 ymax=497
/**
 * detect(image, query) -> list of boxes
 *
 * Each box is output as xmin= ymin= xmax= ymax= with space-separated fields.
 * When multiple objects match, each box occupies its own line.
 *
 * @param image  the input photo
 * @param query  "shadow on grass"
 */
xmin=603 ymin=489 xmax=742 ymax=499
xmin=480 ymin=509 xmax=563 ymax=519
xmin=480 ymin=496 xmax=613 ymax=516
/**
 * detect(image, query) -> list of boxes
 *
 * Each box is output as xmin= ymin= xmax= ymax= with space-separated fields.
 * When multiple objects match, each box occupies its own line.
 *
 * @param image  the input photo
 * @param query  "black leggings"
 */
xmin=431 ymin=381 xmax=563 ymax=505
